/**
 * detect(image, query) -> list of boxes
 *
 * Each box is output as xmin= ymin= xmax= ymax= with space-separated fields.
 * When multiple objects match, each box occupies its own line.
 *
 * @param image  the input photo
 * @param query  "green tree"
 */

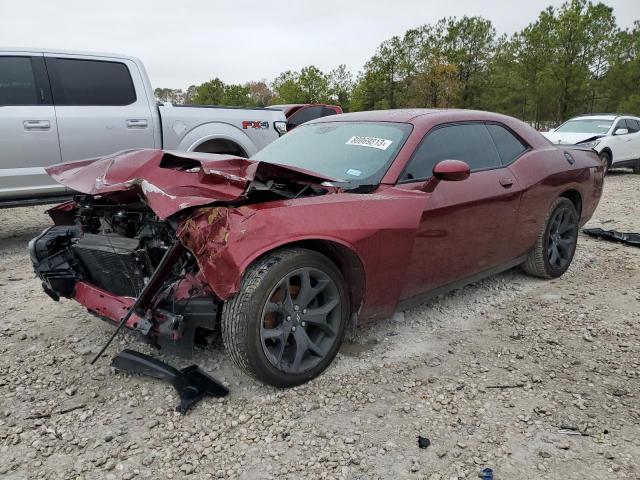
xmin=247 ymin=80 xmax=274 ymax=106
xmin=272 ymin=70 xmax=304 ymax=103
xmin=222 ymin=84 xmax=253 ymax=106
xmin=193 ymin=78 xmax=225 ymax=105
xmin=328 ymin=64 xmax=353 ymax=109
xmin=298 ymin=66 xmax=330 ymax=103
xmin=443 ymin=16 xmax=497 ymax=107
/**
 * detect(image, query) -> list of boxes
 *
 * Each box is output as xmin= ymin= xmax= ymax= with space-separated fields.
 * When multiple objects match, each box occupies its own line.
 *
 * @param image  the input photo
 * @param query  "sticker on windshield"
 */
xmin=346 ymin=168 xmax=363 ymax=177
xmin=345 ymin=136 xmax=393 ymax=150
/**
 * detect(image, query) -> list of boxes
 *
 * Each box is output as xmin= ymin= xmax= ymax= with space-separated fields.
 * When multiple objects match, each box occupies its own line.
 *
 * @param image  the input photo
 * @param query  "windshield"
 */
xmin=252 ymin=121 xmax=413 ymax=186
xmin=555 ymin=119 xmax=613 ymax=134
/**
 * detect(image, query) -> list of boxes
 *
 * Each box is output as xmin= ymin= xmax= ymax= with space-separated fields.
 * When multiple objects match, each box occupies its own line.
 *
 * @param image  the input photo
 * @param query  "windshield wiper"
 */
xmin=344 ymin=182 xmax=378 ymax=194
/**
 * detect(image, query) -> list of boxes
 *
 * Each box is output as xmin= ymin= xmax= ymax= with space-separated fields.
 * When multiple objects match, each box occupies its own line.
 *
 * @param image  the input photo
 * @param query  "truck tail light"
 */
xmin=274 ymin=121 xmax=287 ymax=136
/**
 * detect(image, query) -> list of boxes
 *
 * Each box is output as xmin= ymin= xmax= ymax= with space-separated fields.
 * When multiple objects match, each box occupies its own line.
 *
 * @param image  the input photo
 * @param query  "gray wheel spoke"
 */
xmin=262 ymin=325 xmax=285 ymax=340
xmin=549 ymin=244 xmax=560 ymax=265
xmin=303 ymin=331 xmax=324 ymax=357
xmin=265 ymin=301 xmax=283 ymax=314
xmin=282 ymin=276 xmax=295 ymax=312
xmin=557 ymin=237 xmax=573 ymax=253
xmin=292 ymin=335 xmax=306 ymax=371
xmin=260 ymin=265 xmax=342 ymax=375
xmin=296 ymin=270 xmax=330 ymax=309
xmin=304 ymin=298 xmax=339 ymax=335
xmin=558 ymin=221 xmax=575 ymax=234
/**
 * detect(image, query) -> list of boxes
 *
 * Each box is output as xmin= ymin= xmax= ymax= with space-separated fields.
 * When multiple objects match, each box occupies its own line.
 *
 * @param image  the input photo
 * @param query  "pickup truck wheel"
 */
xmin=632 ymin=159 xmax=640 ymax=174
xmin=221 ymin=248 xmax=349 ymax=387
xmin=599 ymin=151 xmax=611 ymax=175
xmin=522 ymin=197 xmax=579 ymax=279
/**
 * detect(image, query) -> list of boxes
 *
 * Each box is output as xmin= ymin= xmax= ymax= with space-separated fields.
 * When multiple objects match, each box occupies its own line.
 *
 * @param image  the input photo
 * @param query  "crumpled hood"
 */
xmin=542 ymin=131 xmax=604 ymax=145
xmin=46 ymin=149 xmax=337 ymax=219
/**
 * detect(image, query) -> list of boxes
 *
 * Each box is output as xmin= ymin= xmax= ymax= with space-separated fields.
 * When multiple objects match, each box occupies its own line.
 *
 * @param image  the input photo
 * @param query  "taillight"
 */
xmin=274 ymin=121 xmax=287 ymax=136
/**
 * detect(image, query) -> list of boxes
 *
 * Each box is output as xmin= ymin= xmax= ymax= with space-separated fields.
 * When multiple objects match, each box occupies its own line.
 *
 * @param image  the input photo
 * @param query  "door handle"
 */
xmin=499 ymin=177 xmax=514 ymax=188
xmin=23 ymin=120 xmax=51 ymax=131
xmin=126 ymin=119 xmax=148 ymax=128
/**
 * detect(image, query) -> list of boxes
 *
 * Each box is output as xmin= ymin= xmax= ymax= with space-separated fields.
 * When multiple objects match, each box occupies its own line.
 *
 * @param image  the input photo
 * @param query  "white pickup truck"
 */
xmin=0 ymin=48 xmax=288 ymax=206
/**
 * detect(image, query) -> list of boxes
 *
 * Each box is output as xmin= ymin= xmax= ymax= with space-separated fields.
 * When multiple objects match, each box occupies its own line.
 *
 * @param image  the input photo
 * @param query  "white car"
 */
xmin=543 ymin=114 xmax=640 ymax=174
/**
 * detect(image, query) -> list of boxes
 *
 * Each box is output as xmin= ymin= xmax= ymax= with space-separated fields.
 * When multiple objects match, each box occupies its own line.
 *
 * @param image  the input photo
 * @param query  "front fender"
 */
xmin=177 ymin=190 xmax=427 ymax=321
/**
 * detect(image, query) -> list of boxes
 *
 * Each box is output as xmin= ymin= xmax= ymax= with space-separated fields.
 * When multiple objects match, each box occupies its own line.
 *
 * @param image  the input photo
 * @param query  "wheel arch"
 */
xmin=559 ymin=188 xmax=582 ymax=217
xmin=241 ymin=238 xmax=366 ymax=316
xmin=175 ymin=122 xmax=258 ymax=157
xmin=599 ymin=146 xmax=612 ymax=162
xmin=193 ymin=137 xmax=248 ymax=157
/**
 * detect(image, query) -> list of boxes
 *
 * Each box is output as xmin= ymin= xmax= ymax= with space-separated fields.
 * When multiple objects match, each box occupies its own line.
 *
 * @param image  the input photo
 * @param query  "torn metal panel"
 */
xmin=46 ymin=149 xmax=338 ymax=219
xmin=176 ymin=188 xmax=426 ymax=320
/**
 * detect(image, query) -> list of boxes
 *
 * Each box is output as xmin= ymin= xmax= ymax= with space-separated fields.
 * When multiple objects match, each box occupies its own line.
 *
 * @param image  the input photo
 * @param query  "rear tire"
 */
xmin=632 ymin=159 xmax=640 ymax=174
xmin=221 ymin=248 xmax=349 ymax=387
xmin=599 ymin=151 xmax=611 ymax=175
xmin=522 ymin=197 xmax=579 ymax=279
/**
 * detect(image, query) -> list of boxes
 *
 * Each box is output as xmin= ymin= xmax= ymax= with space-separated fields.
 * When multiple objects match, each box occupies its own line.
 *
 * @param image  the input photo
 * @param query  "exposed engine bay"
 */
xmin=30 ymin=195 xmax=220 ymax=355
xmin=29 ymin=149 xmax=343 ymax=356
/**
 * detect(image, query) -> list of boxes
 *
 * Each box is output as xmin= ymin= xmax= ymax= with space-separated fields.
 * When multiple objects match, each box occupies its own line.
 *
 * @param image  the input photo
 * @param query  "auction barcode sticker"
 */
xmin=345 ymin=136 xmax=393 ymax=150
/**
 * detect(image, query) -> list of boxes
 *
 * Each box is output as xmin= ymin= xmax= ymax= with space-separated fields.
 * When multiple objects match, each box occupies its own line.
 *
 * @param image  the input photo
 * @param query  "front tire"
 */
xmin=599 ymin=151 xmax=611 ymax=175
xmin=632 ymin=159 xmax=640 ymax=174
xmin=222 ymin=248 xmax=349 ymax=387
xmin=522 ymin=197 xmax=579 ymax=279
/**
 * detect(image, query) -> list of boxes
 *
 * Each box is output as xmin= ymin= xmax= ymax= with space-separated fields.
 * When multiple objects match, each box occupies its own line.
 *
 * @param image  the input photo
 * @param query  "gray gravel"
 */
xmin=1 ymin=170 xmax=639 ymax=479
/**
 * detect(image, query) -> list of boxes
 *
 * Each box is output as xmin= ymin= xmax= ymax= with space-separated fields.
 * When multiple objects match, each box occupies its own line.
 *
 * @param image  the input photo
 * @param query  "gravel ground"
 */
xmin=1 ymin=170 xmax=639 ymax=480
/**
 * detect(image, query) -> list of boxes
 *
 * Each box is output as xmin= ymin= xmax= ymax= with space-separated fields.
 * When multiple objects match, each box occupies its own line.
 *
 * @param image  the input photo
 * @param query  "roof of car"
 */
xmin=571 ymin=114 xmax=618 ymax=121
xmin=303 ymin=109 xmax=443 ymax=124
xmin=307 ymin=108 xmax=521 ymax=124
xmin=0 ymin=47 xmax=140 ymax=63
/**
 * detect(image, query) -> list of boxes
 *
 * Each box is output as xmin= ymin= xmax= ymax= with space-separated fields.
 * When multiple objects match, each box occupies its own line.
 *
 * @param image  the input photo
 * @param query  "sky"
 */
xmin=1 ymin=0 xmax=638 ymax=90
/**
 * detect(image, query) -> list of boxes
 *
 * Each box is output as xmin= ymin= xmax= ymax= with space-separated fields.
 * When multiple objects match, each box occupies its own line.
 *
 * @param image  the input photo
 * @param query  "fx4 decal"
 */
xmin=242 ymin=121 xmax=269 ymax=130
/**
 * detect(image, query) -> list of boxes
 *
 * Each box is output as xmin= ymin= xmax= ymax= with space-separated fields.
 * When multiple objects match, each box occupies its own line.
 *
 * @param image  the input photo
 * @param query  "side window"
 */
xmin=624 ymin=119 xmax=639 ymax=133
xmin=287 ymin=105 xmax=324 ymax=128
xmin=322 ymin=107 xmax=338 ymax=117
xmin=486 ymin=123 xmax=528 ymax=164
xmin=613 ymin=120 xmax=627 ymax=134
xmin=401 ymin=123 xmax=501 ymax=181
xmin=48 ymin=58 xmax=136 ymax=106
xmin=0 ymin=56 xmax=39 ymax=106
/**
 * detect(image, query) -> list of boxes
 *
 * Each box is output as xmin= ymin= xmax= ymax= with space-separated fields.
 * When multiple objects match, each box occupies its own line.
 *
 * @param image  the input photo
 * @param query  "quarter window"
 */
xmin=49 ymin=58 xmax=136 ymax=106
xmin=486 ymin=123 xmax=528 ymax=164
xmin=0 ymin=56 xmax=38 ymax=106
xmin=401 ymin=123 xmax=501 ymax=181
xmin=287 ymin=106 xmax=324 ymax=128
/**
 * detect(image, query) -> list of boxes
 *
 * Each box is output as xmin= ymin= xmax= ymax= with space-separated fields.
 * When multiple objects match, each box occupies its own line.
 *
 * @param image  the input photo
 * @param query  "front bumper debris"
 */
xmin=582 ymin=228 xmax=640 ymax=247
xmin=111 ymin=349 xmax=228 ymax=413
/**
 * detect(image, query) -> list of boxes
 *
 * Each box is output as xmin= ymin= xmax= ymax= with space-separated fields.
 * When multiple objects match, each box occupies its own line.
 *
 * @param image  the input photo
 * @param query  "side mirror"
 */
xmin=433 ymin=159 xmax=471 ymax=181
xmin=614 ymin=128 xmax=629 ymax=135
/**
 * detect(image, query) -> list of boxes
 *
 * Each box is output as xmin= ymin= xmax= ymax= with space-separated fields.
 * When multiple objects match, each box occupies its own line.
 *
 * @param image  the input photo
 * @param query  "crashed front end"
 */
xmin=29 ymin=149 xmax=337 ymax=354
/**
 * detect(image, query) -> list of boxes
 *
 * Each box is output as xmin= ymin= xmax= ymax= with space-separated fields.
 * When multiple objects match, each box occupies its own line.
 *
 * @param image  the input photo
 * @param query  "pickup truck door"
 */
xmin=0 ymin=53 xmax=63 ymax=200
xmin=44 ymin=55 xmax=156 ymax=162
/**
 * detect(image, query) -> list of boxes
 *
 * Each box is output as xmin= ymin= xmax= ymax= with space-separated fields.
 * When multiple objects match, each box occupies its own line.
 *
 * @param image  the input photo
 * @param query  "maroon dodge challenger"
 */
xmin=30 ymin=109 xmax=604 ymax=387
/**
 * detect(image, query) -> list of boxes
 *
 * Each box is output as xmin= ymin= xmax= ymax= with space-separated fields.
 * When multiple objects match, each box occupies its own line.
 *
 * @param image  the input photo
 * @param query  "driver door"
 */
xmin=613 ymin=119 xmax=640 ymax=161
xmin=397 ymin=122 xmax=524 ymax=300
